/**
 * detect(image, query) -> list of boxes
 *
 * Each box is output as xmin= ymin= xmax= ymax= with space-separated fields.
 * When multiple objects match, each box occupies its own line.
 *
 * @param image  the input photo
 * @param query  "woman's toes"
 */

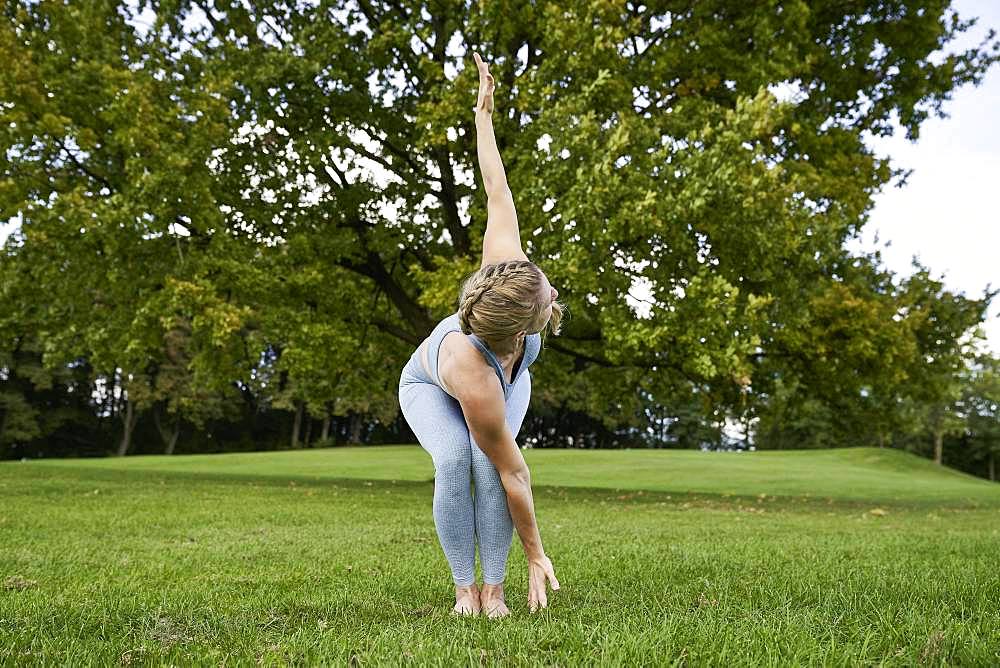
xmin=482 ymin=598 xmax=510 ymax=618
xmin=452 ymin=590 xmax=481 ymax=615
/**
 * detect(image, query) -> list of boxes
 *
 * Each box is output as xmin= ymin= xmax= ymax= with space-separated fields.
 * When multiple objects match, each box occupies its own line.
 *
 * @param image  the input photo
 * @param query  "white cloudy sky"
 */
xmin=846 ymin=0 xmax=1000 ymax=354
xmin=3 ymin=1 xmax=998 ymax=352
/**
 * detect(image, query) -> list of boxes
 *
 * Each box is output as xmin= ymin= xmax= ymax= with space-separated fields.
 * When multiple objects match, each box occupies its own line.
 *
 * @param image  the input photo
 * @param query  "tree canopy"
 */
xmin=1 ymin=1 xmax=998 ymax=475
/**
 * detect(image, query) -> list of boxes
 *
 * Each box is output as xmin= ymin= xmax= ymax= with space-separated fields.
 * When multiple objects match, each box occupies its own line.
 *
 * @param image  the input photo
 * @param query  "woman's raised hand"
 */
xmin=473 ymin=51 xmax=496 ymax=113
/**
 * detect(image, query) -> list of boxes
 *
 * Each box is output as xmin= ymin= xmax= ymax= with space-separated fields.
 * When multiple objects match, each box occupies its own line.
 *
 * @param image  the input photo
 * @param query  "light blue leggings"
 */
xmin=398 ymin=352 xmax=531 ymax=586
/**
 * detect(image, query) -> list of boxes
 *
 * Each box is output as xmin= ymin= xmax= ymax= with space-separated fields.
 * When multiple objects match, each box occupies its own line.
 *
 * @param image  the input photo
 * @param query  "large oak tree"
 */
xmin=2 ymin=0 xmax=997 ymax=451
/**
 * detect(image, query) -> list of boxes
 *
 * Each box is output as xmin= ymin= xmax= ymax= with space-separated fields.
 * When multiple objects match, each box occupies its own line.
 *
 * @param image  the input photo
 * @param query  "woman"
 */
xmin=397 ymin=52 xmax=563 ymax=618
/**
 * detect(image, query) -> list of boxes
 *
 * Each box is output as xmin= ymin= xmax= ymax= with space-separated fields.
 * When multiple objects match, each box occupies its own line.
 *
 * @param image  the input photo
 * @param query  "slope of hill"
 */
xmin=15 ymin=445 xmax=999 ymax=506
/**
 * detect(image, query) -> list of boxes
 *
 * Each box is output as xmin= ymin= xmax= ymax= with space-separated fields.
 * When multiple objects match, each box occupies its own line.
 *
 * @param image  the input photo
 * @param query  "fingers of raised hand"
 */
xmin=473 ymin=51 xmax=489 ymax=74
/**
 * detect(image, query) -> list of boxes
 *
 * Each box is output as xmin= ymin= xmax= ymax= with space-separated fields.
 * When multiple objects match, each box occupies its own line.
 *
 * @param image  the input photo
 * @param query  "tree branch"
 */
xmin=369 ymin=315 xmax=422 ymax=346
xmin=431 ymin=9 xmax=447 ymax=64
xmin=192 ymin=0 xmax=229 ymax=42
xmin=375 ymin=129 xmax=430 ymax=179
xmin=546 ymin=340 xmax=616 ymax=367
xmin=406 ymin=244 xmax=436 ymax=273
xmin=337 ymin=250 xmax=434 ymax=335
xmin=52 ymin=135 xmax=115 ymax=193
xmin=431 ymin=147 xmax=470 ymax=255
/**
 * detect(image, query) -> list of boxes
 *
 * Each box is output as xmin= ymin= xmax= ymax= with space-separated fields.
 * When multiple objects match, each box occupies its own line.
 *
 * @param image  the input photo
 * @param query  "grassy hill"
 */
xmin=22 ymin=444 xmax=1000 ymax=506
xmin=2 ymin=446 xmax=998 ymax=664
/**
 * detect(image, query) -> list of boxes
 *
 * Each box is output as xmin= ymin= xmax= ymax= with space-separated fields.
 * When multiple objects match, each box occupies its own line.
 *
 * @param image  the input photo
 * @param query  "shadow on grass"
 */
xmin=11 ymin=461 xmax=998 ymax=512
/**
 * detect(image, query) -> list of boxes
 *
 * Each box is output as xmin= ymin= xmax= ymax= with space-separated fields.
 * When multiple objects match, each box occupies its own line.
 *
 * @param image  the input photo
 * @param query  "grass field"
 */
xmin=2 ymin=446 xmax=999 ymax=665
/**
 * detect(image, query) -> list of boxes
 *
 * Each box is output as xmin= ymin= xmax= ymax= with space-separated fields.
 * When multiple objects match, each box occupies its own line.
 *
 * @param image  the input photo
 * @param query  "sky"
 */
xmin=2 ymin=1 xmax=998 ymax=352
xmin=846 ymin=0 xmax=1000 ymax=354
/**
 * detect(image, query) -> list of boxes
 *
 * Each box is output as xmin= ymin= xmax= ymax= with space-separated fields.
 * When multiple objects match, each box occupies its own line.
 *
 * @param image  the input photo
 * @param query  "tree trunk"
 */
xmin=116 ymin=400 xmax=137 ymax=456
xmin=933 ymin=429 xmax=943 ymax=465
xmin=878 ymin=433 xmax=886 ymax=449
xmin=165 ymin=426 xmax=179 ymax=455
xmin=348 ymin=413 xmax=362 ymax=445
xmin=320 ymin=411 xmax=331 ymax=443
xmin=152 ymin=405 xmax=181 ymax=455
xmin=291 ymin=400 xmax=303 ymax=448
xmin=989 ymin=454 xmax=996 ymax=482
xmin=304 ymin=415 xmax=313 ymax=448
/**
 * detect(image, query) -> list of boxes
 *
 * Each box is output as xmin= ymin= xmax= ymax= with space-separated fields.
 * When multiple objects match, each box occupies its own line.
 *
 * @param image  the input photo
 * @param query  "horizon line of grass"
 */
xmin=10 ymin=444 xmax=999 ymax=508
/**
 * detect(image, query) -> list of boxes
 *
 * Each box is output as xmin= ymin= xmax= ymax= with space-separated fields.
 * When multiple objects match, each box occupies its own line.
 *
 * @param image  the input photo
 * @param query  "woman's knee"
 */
xmin=471 ymin=456 xmax=504 ymax=492
xmin=476 ymin=476 xmax=505 ymax=500
xmin=432 ymin=445 xmax=472 ymax=480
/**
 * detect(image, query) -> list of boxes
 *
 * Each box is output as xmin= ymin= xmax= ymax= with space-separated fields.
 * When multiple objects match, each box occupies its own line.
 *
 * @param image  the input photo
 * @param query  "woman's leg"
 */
xmin=399 ymin=375 xmax=476 ymax=587
xmin=471 ymin=369 xmax=531 ymax=584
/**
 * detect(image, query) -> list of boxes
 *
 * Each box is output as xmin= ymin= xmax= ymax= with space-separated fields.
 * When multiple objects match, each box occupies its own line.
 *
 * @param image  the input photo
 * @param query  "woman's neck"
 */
xmin=485 ymin=336 xmax=523 ymax=358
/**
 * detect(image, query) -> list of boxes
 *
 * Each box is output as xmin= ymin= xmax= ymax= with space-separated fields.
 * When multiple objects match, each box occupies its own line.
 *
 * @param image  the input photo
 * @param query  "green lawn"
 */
xmin=2 ymin=446 xmax=999 ymax=665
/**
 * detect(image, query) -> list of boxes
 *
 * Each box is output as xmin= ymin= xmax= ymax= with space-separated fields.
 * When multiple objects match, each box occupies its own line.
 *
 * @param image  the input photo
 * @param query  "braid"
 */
xmin=458 ymin=260 xmax=524 ymax=335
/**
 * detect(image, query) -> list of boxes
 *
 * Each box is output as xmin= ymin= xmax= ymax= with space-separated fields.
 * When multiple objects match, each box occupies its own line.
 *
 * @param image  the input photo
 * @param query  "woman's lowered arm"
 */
xmin=453 ymin=368 xmax=561 ymax=611
xmin=473 ymin=52 xmax=528 ymax=269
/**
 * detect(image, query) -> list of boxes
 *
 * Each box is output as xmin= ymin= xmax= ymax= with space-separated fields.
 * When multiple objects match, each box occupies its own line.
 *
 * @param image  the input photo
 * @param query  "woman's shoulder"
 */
xmin=438 ymin=330 xmax=495 ymax=398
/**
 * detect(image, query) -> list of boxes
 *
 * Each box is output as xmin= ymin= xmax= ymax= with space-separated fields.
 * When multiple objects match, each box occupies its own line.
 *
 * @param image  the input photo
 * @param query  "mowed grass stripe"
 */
xmin=13 ymin=445 xmax=1000 ymax=507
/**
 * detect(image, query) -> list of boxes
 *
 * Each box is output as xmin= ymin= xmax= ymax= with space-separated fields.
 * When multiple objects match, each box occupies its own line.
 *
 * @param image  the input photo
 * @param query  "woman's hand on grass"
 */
xmin=473 ymin=51 xmax=495 ymax=113
xmin=526 ymin=553 xmax=560 ymax=613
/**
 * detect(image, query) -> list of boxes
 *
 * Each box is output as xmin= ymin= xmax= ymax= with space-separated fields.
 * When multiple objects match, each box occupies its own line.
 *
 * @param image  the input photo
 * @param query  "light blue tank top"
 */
xmin=422 ymin=312 xmax=541 ymax=400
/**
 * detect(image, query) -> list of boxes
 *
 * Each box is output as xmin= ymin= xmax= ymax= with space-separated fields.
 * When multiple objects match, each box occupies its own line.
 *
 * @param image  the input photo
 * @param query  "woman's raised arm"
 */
xmin=473 ymin=52 xmax=529 ymax=269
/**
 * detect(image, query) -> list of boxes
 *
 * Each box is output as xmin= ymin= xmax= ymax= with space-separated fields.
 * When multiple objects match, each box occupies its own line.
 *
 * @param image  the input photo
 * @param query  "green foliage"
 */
xmin=1 ymin=0 xmax=998 ymax=459
xmin=0 ymin=389 xmax=41 ymax=445
xmin=958 ymin=353 xmax=1000 ymax=474
xmin=896 ymin=268 xmax=993 ymax=461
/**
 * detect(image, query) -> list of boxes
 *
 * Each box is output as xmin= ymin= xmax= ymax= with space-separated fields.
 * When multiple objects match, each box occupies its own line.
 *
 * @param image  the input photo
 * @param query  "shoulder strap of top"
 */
xmin=466 ymin=334 xmax=509 ymax=395
xmin=428 ymin=313 xmax=462 ymax=388
xmin=523 ymin=331 xmax=542 ymax=373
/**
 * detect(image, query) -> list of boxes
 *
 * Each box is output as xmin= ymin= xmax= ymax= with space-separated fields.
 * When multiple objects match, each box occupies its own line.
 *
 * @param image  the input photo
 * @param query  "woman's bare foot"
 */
xmin=480 ymin=583 xmax=510 ymax=618
xmin=452 ymin=584 xmax=481 ymax=616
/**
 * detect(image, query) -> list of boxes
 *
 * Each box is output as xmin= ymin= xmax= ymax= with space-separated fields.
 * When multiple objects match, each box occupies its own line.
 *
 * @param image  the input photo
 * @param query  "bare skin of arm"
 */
xmin=473 ymin=52 xmax=529 ymax=269
xmin=452 ymin=356 xmax=561 ymax=611
xmin=460 ymin=52 xmax=560 ymax=613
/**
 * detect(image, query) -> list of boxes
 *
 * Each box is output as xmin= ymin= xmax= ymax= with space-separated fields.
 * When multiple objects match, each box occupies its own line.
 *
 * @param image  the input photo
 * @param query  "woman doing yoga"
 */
xmin=397 ymin=52 xmax=563 ymax=618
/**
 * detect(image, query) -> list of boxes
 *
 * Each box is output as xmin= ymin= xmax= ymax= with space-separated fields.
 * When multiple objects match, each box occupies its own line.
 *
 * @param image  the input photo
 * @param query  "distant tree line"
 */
xmin=1 ymin=1 xmax=998 ymax=480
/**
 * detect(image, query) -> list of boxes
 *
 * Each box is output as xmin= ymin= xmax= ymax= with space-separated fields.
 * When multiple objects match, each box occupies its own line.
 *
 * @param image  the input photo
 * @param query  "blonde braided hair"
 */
xmin=458 ymin=260 xmax=564 ymax=344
